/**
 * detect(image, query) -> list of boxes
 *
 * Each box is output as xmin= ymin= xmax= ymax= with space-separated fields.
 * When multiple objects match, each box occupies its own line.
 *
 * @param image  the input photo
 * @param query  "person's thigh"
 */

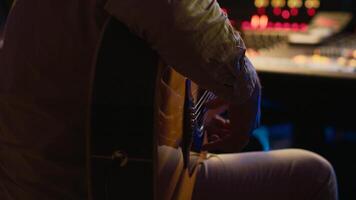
xmin=192 ymin=149 xmax=338 ymax=200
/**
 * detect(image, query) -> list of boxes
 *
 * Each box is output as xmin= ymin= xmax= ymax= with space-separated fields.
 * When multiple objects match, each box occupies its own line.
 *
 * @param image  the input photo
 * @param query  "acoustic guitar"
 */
xmin=156 ymin=63 xmax=217 ymax=200
xmin=91 ymin=18 xmax=215 ymax=200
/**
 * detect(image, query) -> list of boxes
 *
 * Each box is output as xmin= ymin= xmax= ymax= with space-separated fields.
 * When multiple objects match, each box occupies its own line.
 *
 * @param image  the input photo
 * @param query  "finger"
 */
xmin=202 ymin=134 xmax=250 ymax=153
xmin=205 ymin=98 xmax=227 ymax=109
xmin=201 ymin=138 xmax=227 ymax=152
xmin=207 ymin=128 xmax=231 ymax=138
xmin=225 ymin=119 xmax=231 ymax=129
xmin=208 ymin=134 xmax=220 ymax=142
xmin=209 ymin=115 xmax=229 ymax=128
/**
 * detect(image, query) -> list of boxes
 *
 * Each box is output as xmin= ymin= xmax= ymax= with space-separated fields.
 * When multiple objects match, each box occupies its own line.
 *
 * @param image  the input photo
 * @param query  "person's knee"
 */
xmin=287 ymin=149 xmax=335 ymax=179
xmin=295 ymin=149 xmax=334 ymax=175
xmin=288 ymin=149 xmax=338 ymax=199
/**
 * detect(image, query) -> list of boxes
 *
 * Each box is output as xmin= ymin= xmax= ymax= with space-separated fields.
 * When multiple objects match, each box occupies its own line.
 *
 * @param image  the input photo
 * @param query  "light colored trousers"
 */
xmin=192 ymin=149 xmax=338 ymax=200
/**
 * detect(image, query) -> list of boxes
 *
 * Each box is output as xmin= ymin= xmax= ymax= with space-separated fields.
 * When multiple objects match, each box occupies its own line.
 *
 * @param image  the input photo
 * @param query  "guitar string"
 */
xmin=193 ymin=91 xmax=213 ymax=116
xmin=193 ymin=92 xmax=215 ymax=120
xmin=193 ymin=92 xmax=216 ymax=121
xmin=196 ymin=94 xmax=215 ymax=123
xmin=193 ymin=90 xmax=209 ymax=110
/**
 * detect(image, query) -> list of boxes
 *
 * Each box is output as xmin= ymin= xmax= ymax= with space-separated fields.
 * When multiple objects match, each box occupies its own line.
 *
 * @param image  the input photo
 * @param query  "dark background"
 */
xmin=0 ymin=0 xmax=11 ymax=30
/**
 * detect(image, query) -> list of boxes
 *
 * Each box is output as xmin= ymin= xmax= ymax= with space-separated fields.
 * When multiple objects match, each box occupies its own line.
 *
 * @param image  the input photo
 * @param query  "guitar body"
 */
xmin=91 ymin=18 xmax=158 ymax=200
xmin=156 ymin=64 xmax=208 ymax=200
xmin=91 ymin=18 xmax=206 ymax=200
xmin=156 ymin=64 xmax=185 ymax=200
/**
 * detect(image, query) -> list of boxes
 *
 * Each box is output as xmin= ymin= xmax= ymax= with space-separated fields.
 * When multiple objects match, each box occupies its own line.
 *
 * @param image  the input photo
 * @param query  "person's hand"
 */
xmin=202 ymin=84 xmax=261 ymax=153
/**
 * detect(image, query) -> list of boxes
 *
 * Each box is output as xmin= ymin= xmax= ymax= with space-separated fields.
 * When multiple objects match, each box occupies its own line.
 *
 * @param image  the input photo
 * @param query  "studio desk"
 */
xmin=246 ymin=33 xmax=356 ymax=148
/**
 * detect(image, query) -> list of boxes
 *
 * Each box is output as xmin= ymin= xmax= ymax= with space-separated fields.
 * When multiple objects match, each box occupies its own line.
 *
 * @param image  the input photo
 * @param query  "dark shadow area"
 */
xmin=259 ymin=72 xmax=356 ymax=200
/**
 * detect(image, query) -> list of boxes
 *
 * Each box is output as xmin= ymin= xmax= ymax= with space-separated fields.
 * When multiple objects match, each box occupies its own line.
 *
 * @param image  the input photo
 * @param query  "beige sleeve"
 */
xmin=104 ymin=0 xmax=259 ymax=104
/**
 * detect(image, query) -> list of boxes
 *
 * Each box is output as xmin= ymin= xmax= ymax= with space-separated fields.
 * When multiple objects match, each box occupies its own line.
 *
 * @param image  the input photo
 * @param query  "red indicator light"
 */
xmin=291 ymin=22 xmax=299 ymax=30
xmin=300 ymin=23 xmax=308 ymax=31
xmin=241 ymin=21 xmax=251 ymax=30
xmin=290 ymin=8 xmax=299 ymax=16
xmin=283 ymin=22 xmax=291 ymax=29
xmin=274 ymin=22 xmax=283 ymax=29
xmin=273 ymin=7 xmax=282 ymax=16
xmin=282 ymin=10 xmax=291 ymax=19
xmin=307 ymin=8 xmax=316 ymax=16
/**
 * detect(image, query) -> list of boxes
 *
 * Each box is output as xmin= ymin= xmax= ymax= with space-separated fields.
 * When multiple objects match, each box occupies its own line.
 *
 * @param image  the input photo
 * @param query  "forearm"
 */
xmin=230 ymin=78 xmax=261 ymax=135
xmin=105 ymin=0 xmax=259 ymax=104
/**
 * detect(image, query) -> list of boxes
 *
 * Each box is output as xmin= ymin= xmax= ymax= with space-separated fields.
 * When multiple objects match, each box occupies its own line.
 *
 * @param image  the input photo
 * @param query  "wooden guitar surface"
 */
xmin=156 ymin=64 xmax=207 ymax=200
xmin=91 ymin=18 xmax=207 ymax=200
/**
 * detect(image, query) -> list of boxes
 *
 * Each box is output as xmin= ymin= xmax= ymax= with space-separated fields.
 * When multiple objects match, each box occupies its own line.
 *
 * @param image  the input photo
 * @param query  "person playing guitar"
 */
xmin=0 ymin=0 xmax=338 ymax=199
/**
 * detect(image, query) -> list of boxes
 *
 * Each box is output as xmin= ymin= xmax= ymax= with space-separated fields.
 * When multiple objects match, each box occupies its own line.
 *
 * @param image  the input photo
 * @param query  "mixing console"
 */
xmin=219 ymin=0 xmax=355 ymax=79
xmin=245 ymin=33 xmax=356 ymax=78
